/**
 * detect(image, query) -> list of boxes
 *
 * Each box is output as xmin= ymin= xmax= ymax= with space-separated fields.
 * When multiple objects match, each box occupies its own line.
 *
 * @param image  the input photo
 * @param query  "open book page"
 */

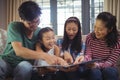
xmin=33 ymin=59 xmax=101 ymax=70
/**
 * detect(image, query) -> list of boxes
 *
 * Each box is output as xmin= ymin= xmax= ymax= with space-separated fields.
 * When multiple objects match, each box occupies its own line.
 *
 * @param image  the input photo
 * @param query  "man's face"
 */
xmin=23 ymin=17 xmax=40 ymax=31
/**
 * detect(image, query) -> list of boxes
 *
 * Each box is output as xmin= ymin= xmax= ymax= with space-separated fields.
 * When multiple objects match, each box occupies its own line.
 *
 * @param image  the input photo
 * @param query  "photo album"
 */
xmin=33 ymin=59 xmax=101 ymax=70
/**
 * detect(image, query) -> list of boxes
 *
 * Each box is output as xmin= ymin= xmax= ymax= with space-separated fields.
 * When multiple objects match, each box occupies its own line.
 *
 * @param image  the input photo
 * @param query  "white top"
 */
xmin=36 ymin=47 xmax=54 ymax=66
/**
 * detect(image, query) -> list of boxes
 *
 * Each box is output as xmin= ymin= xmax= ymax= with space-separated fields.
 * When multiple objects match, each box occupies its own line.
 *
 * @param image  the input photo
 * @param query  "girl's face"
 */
xmin=42 ymin=31 xmax=55 ymax=50
xmin=66 ymin=22 xmax=78 ymax=40
xmin=94 ymin=19 xmax=109 ymax=39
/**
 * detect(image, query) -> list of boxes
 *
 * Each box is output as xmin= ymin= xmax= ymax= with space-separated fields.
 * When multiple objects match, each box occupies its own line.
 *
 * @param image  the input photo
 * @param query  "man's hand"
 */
xmin=57 ymin=57 xmax=68 ymax=66
xmin=45 ymin=54 xmax=58 ymax=65
xmin=63 ymin=51 xmax=73 ymax=64
xmin=74 ymin=55 xmax=84 ymax=64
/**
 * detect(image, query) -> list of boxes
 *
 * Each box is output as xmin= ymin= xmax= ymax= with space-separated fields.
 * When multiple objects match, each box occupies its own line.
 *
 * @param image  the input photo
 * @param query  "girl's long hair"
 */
xmin=62 ymin=17 xmax=82 ymax=53
xmin=37 ymin=27 xmax=54 ymax=52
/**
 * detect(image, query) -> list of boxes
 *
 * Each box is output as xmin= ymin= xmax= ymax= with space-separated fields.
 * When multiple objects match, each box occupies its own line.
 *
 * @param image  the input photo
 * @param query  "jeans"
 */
xmin=0 ymin=59 xmax=33 ymax=80
xmin=82 ymin=67 xmax=119 ymax=80
xmin=32 ymin=68 xmax=59 ymax=80
xmin=55 ymin=70 xmax=81 ymax=80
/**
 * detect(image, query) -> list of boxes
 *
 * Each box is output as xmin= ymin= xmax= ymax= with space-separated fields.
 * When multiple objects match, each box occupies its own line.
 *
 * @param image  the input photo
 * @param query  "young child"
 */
xmin=35 ymin=27 xmax=67 ymax=68
xmin=33 ymin=27 xmax=68 ymax=80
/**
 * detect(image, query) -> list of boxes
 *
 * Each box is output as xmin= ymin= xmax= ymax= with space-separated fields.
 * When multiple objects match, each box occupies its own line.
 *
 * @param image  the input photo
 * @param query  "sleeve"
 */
xmin=96 ymin=38 xmax=120 ymax=68
xmin=84 ymin=34 xmax=92 ymax=61
xmin=7 ymin=22 xmax=23 ymax=43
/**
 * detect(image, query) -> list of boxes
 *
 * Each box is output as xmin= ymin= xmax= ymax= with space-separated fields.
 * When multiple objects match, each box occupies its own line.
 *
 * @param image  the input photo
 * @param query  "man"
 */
xmin=0 ymin=1 xmax=58 ymax=80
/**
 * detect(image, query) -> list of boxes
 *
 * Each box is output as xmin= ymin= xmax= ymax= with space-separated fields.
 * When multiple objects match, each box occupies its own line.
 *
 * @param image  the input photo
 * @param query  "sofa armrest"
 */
xmin=0 ymin=28 xmax=7 ymax=54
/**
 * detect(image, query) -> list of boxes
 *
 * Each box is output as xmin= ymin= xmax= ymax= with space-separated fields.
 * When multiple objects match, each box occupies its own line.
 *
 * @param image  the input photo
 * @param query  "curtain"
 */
xmin=104 ymin=0 xmax=120 ymax=31
xmin=6 ymin=0 xmax=29 ymax=26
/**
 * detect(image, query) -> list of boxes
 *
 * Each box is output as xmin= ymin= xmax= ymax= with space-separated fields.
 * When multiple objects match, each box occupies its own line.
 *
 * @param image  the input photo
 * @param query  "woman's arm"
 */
xmin=96 ymin=39 xmax=120 ymax=68
xmin=84 ymin=34 xmax=93 ymax=61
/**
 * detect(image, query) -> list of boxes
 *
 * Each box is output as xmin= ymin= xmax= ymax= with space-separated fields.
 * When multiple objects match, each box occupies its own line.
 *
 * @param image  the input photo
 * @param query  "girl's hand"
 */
xmin=74 ymin=55 xmax=84 ymax=64
xmin=63 ymin=51 xmax=73 ymax=64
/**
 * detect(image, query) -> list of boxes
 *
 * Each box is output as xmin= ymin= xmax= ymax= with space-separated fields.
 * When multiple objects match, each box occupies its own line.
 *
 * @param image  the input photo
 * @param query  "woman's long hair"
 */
xmin=94 ymin=12 xmax=119 ymax=47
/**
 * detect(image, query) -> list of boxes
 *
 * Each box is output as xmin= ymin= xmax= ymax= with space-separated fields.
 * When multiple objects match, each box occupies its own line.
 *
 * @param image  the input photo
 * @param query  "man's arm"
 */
xmin=12 ymin=42 xmax=58 ymax=65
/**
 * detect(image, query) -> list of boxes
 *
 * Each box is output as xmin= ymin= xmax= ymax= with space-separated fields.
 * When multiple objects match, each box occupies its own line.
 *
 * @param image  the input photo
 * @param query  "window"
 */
xmin=36 ymin=0 xmax=104 ymax=36
xmin=57 ymin=0 xmax=81 ymax=36
xmin=90 ymin=0 xmax=104 ymax=32
xmin=36 ymin=0 xmax=51 ymax=28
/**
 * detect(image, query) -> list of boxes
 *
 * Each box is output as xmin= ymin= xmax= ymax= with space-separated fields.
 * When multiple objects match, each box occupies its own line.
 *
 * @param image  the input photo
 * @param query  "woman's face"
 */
xmin=66 ymin=22 xmax=78 ymax=40
xmin=41 ymin=31 xmax=55 ymax=50
xmin=94 ymin=19 xmax=109 ymax=39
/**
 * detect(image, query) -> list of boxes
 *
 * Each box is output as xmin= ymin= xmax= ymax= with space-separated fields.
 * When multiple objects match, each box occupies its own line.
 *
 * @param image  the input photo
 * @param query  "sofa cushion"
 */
xmin=0 ymin=28 xmax=7 ymax=54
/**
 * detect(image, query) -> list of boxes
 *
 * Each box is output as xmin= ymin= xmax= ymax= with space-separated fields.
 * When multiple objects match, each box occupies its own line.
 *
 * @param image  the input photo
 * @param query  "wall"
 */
xmin=0 ymin=0 xmax=7 ymax=30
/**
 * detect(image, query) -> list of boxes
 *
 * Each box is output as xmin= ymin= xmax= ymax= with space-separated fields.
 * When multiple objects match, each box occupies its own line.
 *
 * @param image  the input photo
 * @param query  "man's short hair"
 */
xmin=18 ymin=1 xmax=42 ymax=21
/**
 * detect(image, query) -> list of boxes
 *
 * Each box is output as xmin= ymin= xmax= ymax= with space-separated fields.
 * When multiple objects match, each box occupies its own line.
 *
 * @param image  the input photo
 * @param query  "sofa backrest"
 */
xmin=0 ymin=28 xmax=7 ymax=54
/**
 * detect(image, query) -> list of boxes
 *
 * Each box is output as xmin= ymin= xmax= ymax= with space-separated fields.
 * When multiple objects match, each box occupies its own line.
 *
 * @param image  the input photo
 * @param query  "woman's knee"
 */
xmin=102 ymin=67 xmax=118 ymax=78
xmin=88 ymin=68 xmax=102 ymax=80
xmin=90 ymin=68 xmax=102 ymax=75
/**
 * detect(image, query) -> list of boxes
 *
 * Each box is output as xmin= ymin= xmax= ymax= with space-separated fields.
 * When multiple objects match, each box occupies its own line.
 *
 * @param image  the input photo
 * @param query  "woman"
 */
xmin=76 ymin=12 xmax=120 ymax=80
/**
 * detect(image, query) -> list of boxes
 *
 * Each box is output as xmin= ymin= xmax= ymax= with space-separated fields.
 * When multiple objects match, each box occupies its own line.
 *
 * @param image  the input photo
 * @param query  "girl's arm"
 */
xmin=54 ymin=45 xmax=61 ymax=57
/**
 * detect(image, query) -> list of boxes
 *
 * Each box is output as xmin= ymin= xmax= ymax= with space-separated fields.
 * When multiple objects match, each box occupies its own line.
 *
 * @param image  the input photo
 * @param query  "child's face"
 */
xmin=42 ymin=31 xmax=55 ymax=50
xmin=66 ymin=22 xmax=78 ymax=40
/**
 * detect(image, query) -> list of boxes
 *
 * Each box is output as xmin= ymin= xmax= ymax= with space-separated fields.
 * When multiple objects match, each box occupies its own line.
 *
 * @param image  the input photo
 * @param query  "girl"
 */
xmin=56 ymin=17 xmax=84 ymax=80
xmin=33 ymin=27 xmax=68 ymax=80
xmin=62 ymin=17 xmax=84 ymax=64
xmin=36 ymin=27 xmax=67 ymax=67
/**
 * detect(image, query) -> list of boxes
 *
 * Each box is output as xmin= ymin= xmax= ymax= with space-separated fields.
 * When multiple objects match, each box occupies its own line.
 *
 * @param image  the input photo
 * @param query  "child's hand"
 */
xmin=63 ymin=51 xmax=73 ymax=64
xmin=74 ymin=55 xmax=84 ymax=64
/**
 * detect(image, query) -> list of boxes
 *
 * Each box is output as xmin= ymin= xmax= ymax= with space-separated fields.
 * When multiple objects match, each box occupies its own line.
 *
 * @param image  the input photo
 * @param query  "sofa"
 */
xmin=0 ymin=28 xmax=7 ymax=54
xmin=0 ymin=28 xmax=120 ymax=80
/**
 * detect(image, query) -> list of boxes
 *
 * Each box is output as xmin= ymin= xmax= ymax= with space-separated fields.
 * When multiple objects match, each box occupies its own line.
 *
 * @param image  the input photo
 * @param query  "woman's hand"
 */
xmin=63 ymin=51 xmax=73 ymax=64
xmin=86 ymin=62 xmax=97 ymax=69
xmin=74 ymin=55 xmax=84 ymax=64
